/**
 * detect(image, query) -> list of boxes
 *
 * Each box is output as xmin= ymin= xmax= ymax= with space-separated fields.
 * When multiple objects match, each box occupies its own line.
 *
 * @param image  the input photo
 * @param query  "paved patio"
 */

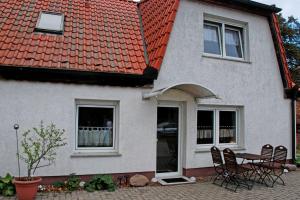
xmin=2 ymin=170 xmax=300 ymax=200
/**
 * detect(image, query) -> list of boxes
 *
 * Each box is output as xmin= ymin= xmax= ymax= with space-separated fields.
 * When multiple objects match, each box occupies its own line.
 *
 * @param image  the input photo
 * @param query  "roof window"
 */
xmin=35 ymin=12 xmax=64 ymax=34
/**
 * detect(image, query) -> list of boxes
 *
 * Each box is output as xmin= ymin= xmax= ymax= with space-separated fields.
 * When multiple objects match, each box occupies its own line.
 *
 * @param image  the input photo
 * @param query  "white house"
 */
xmin=0 ymin=0 xmax=296 ymax=182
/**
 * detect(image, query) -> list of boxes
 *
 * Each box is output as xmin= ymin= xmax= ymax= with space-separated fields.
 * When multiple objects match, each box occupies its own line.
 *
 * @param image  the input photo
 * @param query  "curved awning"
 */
xmin=143 ymin=82 xmax=219 ymax=100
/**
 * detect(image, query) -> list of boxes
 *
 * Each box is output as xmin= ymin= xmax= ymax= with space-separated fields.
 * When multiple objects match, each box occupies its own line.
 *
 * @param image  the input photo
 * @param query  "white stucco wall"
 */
xmin=0 ymin=0 xmax=292 ymax=177
xmin=154 ymin=0 xmax=292 ymax=169
xmin=0 ymin=80 xmax=157 ymax=176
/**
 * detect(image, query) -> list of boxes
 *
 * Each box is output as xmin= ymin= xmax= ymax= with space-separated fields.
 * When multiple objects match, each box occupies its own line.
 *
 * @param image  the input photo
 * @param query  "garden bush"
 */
xmin=0 ymin=173 xmax=15 ymax=196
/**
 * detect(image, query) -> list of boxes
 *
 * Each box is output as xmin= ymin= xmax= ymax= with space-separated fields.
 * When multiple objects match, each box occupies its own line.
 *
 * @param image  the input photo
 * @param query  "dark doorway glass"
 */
xmin=157 ymin=107 xmax=179 ymax=173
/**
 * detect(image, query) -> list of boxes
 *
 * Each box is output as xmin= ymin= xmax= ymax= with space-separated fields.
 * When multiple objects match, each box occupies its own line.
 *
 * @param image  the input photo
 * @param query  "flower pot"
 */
xmin=13 ymin=177 xmax=42 ymax=200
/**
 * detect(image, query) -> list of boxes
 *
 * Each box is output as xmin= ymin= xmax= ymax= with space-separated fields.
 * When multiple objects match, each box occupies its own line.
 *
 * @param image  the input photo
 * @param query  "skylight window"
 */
xmin=35 ymin=12 xmax=64 ymax=34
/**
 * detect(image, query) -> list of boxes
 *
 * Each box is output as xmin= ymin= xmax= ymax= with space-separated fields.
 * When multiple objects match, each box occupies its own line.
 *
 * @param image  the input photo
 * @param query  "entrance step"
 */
xmin=157 ymin=176 xmax=195 ymax=186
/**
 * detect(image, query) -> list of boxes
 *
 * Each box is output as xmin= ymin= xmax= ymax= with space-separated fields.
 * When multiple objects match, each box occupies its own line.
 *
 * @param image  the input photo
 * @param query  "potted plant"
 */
xmin=13 ymin=121 xmax=66 ymax=200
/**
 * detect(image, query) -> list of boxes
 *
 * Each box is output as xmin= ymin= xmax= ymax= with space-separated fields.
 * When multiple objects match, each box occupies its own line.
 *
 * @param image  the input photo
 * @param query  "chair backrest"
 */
xmin=210 ymin=146 xmax=223 ymax=165
xmin=223 ymin=148 xmax=238 ymax=173
xmin=273 ymin=145 xmax=287 ymax=164
xmin=261 ymin=144 xmax=273 ymax=162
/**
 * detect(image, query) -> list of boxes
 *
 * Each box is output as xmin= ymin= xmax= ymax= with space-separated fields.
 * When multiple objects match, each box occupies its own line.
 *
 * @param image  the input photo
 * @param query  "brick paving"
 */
xmin=2 ymin=170 xmax=300 ymax=200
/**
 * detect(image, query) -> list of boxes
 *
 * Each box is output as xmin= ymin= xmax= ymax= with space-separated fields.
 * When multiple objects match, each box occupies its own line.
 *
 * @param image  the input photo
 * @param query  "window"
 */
xmin=197 ymin=107 xmax=240 ymax=146
xmin=197 ymin=110 xmax=214 ymax=144
xmin=219 ymin=111 xmax=237 ymax=144
xmin=35 ymin=12 xmax=64 ymax=34
xmin=76 ymin=101 xmax=118 ymax=151
xmin=225 ymin=26 xmax=243 ymax=58
xmin=204 ymin=23 xmax=222 ymax=55
xmin=204 ymin=19 xmax=246 ymax=60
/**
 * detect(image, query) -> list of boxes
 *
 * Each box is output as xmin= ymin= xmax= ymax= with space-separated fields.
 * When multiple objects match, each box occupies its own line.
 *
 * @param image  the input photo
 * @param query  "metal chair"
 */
xmin=223 ymin=148 xmax=253 ymax=192
xmin=252 ymin=144 xmax=273 ymax=182
xmin=210 ymin=146 xmax=227 ymax=186
xmin=260 ymin=145 xmax=287 ymax=187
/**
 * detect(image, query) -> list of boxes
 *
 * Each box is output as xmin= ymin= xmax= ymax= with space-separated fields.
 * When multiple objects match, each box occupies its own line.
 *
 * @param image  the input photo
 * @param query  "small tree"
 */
xmin=19 ymin=121 xmax=67 ymax=180
xmin=278 ymin=14 xmax=300 ymax=69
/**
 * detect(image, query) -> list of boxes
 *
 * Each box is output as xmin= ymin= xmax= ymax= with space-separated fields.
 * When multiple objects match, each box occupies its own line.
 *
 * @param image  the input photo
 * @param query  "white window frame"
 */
xmin=204 ymin=22 xmax=222 ymax=56
xmin=203 ymin=15 xmax=248 ymax=61
xmin=75 ymin=100 xmax=119 ymax=153
xmin=197 ymin=106 xmax=241 ymax=149
xmin=35 ymin=11 xmax=64 ymax=34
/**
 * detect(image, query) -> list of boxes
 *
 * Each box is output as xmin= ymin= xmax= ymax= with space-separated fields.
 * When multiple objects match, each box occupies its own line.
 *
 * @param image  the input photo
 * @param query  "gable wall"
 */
xmin=154 ymin=0 xmax=292 ymax=168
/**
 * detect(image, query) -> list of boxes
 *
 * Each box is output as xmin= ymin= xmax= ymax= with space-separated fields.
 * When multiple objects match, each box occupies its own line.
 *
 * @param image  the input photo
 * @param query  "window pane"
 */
xmin=225 ymin=28 xmax=243 ymax=58
xmin=204 ymin=24 xmax=221 ymax=55
xmin=197 ymin=110 xmax=214 ymax=144
xmin=78 ymin=107 xmax=114 ymax=148
xmin=219 ymin=111 xmax=236 ymax=144
xmin=37 ymin=13 xmax=63 ymax=31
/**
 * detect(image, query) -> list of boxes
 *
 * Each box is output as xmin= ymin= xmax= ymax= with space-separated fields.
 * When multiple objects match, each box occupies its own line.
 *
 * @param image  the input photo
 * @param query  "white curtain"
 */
xmin=78 ymin=127 xmax=112 ymax=147
xmin=225 ymin=29 xmax=242 ymax=57
xmin=204 ymin=24 xmax=221 ymax=54
xmin=219 ymin=128 xmax=236 ymax=143
xmin=204 ymin=25 xmax=219 ymax=42
xmin=225 ymin=29 xmax=240 ymax=45
xmin=197 ymin=129 xmax=213 ymax=139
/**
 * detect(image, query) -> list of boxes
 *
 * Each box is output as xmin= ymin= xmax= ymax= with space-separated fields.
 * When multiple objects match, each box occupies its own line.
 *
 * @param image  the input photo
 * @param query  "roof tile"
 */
xmin=140 ymin=0 xmax=179 ymax=70
xmin=0 ymin=0 xmax=148 ymax=75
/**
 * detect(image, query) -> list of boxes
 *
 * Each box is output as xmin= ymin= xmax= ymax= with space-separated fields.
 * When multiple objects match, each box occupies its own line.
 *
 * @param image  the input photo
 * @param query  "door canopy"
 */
xmin=143 ymin=83 xmax=218 ymax=100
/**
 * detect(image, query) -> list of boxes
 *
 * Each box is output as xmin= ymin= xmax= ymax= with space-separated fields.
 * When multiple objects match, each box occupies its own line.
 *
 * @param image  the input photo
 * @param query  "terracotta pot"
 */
xmin=13 ymin=177 xmax=42 ymax=200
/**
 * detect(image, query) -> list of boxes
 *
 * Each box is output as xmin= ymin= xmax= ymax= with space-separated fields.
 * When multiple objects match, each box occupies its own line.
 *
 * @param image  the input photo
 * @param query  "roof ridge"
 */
xmin=137 ymin=4 xmax=150 ymax=66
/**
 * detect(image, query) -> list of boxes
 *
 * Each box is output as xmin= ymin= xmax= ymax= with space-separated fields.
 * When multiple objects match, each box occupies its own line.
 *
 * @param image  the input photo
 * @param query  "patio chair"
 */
xmin=252 ymin=144 xmax=273 ymax=182
xmin=260 ymin=145 xmax=288 ymax=187
xmin=210 ymin=146 xmax=227 ymax=186
xmin=223 ymin=148 xmax=253 ymax=192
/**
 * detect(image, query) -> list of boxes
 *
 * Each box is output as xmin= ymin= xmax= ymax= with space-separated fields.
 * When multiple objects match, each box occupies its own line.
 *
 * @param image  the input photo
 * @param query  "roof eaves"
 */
xmin=198 ymin=0 xmax=281 ymax=16
xmin=0 ymin=65 xmax=156 ymax=86
xmin=268 ymin=13 xmax=294 ymax=97
xmin=229 ymin=0 xmax=281 ymax=13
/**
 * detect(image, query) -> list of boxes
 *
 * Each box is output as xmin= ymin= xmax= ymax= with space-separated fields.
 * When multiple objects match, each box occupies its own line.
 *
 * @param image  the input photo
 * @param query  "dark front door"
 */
xmin=156 ymin=106 xmax=179 ymax=174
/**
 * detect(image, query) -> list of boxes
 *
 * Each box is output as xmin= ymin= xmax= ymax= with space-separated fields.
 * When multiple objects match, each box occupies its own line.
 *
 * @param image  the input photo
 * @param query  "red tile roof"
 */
xmin=0 ymin=0 xmax=293 ymax=91
xmin=271 ymin=13 xmax=294 ymax=89
xmin=0 ymin=0 xmax=148 ymax=75
xmin=139 ymin=0 xmax=179 ymax=70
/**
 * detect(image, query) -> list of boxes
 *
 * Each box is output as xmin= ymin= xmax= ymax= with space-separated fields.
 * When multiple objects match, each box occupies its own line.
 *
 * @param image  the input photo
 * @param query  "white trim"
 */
xmin=142 ymin=82 xmax=218 ymax=100
xmin=203 ymin=13 xmax=249 ymax=62
xmin=74 ymin=100 xmax=119 ymax=153
xmin=156 ymin=102 xmax=183 ymax=178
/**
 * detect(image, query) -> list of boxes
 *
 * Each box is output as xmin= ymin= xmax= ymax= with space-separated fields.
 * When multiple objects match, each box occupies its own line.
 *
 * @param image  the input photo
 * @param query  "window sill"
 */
xmin=195 ymin=146 xmax=246 ymax=153
xmin=71 ymin=151 xmax=122 ymax=158
xmin=202 ymin=54 xmax=251 ymax=64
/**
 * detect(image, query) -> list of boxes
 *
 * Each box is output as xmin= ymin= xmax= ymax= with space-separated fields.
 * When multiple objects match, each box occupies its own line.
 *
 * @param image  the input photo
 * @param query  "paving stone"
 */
xmin=1 ymin=171 xmax=300 ymax=200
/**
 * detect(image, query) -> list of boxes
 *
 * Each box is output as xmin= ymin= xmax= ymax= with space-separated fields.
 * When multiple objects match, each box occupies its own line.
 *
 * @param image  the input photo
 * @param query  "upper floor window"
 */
xmin=225 ymin=26 xmax=243 ymax=58
xmin=35 ymin=12 xmax=64 ymax=34
xmin=204 ymin=22 xmax=222 ymax=55
xmin=204 ymin=18 xmax=247 ymax=60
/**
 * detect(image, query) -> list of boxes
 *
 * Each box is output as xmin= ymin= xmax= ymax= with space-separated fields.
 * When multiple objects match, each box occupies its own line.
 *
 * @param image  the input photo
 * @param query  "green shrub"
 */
xmin=66 ymin=174 xmax=80 ymax=191
xmin=0 ymin=173 xmax=15 ymax=196
xmin=84 ymin=175 xmax=116 ymax=192
xmin=52 ymin=181 xmax=65 ymax=188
